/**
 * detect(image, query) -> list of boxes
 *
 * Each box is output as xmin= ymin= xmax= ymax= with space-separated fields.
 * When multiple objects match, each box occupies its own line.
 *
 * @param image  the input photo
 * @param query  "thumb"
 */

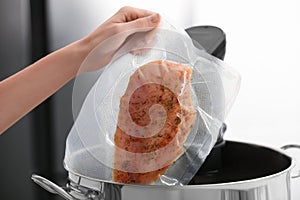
xmin=125 ymin=13 xmax=161 ymax=31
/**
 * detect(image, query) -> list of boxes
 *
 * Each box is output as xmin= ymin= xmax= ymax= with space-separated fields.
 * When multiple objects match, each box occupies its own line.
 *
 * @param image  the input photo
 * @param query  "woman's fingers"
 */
xmin=116 ymin=6 xmax=155 ymax=22
xmin=124 ymin=13 xmax=160 ymax=30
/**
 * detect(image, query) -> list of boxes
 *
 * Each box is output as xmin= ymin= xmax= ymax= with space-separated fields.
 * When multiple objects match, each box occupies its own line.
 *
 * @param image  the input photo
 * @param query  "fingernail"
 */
xmin=150 ymin=13 xmax=160 ymax=23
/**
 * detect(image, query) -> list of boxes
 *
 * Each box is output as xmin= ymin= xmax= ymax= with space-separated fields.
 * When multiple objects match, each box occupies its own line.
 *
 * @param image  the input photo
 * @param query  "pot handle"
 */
xmin=281 ymin=144 xmax=300 ymax=179
xmin=31 ymin=174 xmax=78 ymax=200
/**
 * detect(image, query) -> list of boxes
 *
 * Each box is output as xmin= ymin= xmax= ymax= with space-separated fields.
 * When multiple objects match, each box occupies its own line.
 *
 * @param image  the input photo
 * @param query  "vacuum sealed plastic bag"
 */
xmin=64 ymin=20 xmax=241 ymax=186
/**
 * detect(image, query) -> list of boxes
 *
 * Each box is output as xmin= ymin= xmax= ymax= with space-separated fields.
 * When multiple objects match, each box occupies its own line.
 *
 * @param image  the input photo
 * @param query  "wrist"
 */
xmin=71 ymin=36 xmax=97 ymax=76
xmin=79 ymin=29 xmax=106 ymax=54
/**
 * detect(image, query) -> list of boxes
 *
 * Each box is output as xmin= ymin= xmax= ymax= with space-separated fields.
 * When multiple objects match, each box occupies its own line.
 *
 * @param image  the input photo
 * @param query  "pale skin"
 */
xmin=0 ymin=6 xmax=161 ymax=135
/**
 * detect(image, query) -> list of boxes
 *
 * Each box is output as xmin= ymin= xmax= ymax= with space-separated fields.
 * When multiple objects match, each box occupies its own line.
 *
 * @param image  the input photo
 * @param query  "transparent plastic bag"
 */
xmin=64 ymin=20 xmax=241 ymax=186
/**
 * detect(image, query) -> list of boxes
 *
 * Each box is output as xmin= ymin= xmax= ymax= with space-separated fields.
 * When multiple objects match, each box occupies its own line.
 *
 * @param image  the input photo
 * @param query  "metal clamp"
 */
xmin=31 ymin=174 xmax=102 ymax=200
xmin=281 ymin=144 xmax=300 ymax=179
xmin=32 ymin=174 xmax=77 ymax=200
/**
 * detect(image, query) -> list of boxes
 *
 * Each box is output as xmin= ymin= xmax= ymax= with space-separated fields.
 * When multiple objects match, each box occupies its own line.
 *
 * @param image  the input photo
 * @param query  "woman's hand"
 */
xmin=79 ymin=6 xmax=160 ymax=72
xmin=0 ymin=6 xmax=160 ymax=135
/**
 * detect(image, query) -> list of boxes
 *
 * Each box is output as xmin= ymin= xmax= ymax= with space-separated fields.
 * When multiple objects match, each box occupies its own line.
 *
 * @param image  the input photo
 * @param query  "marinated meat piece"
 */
xmin=113 ymin=60 xmax=196 ymax=184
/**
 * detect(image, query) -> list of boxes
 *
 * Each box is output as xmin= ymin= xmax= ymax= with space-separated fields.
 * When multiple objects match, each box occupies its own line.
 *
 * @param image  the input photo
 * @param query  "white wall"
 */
xmin=190 ymin=0 xmax=300 ymax=148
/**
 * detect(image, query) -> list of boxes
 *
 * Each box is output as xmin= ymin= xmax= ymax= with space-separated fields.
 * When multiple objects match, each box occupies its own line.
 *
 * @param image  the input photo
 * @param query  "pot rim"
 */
xmin=65 ymin=140 xmax=295 ymax=190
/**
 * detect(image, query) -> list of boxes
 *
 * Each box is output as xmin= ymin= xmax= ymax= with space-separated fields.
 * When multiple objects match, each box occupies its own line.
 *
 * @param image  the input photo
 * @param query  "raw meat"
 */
xmin=113 ymin=60 xmax=196 ymax=184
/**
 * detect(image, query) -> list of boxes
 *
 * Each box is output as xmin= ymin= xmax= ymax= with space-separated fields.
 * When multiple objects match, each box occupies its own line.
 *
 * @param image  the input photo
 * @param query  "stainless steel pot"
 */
xmin=32 ymin=141 xmax=300 ymax=200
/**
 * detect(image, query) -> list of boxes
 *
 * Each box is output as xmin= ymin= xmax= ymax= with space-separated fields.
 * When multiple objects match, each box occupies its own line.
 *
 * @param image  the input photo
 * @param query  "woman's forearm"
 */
xmin=0 ymin=6 xmax=160 ymax=135
xmin=0 ymin=38 xmax=90 ymax=134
